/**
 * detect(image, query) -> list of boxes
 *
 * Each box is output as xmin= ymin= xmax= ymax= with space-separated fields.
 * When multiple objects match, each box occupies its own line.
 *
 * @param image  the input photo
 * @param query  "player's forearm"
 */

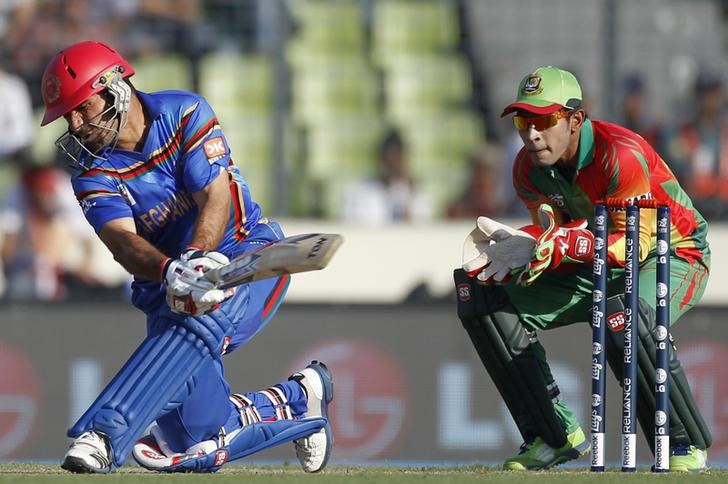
xmin=99 ymin=221 xmax=168 ymax=282
xmin=189 ymin=202 xmax=229 ymax=250
xmin=189 ymin=170 xmax=230 ymax=250
xmin=109 ymin=232 xmax=168 ymax=282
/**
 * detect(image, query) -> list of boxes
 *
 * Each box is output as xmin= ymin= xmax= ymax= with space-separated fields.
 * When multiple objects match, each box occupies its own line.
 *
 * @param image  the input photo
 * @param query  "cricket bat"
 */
xmin=206 ymin=233 xmax=343 ymax=289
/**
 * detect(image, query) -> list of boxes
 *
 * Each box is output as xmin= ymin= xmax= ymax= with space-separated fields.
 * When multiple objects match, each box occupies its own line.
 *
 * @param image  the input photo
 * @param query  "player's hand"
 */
xmin=163 ymin=249 xmax=235 ymax=316
xmin=180 ymin=248 xmax=231 ymax=272
xmin=516 ymin=204 xmax=594 ymax=286
xmin=462 ymin=216 xmax=536 ymax=285
xmin=183 ymin=248 xmax=237 ymax=297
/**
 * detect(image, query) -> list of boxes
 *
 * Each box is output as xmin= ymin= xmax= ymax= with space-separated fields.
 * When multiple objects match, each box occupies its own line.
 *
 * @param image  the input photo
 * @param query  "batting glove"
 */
xmin=181 ymin=247 xmax=230 ymax=272
xmin=162 ymin=249 xmax=235 ymax=316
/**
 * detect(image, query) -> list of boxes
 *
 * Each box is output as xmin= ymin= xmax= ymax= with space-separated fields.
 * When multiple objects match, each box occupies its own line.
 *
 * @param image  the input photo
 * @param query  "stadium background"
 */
xmin=1 ymin=0 xmax=728 ymax=468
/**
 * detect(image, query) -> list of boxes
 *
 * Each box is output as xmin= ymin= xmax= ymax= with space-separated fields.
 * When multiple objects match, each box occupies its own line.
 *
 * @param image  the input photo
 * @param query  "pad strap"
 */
xmin=230 ymin=394 xmax=263 ymax=426
xmin=259 ymin=386 xmax=294 ymax=421
xmin=454 ymin=269 xmax=568 ymax=447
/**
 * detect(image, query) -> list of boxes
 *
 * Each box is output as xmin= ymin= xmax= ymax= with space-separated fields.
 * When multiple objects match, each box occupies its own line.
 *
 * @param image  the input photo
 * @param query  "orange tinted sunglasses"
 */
xmin=513 ymin=110 xmax=571 ymax=131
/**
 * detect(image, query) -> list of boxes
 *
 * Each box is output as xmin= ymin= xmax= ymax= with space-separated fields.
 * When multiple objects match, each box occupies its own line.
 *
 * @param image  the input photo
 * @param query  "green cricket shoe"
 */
xmin=670 ymin=444 xmax=708 ymax=472
xmin=503 ymin=428 xmax=590 ymax=471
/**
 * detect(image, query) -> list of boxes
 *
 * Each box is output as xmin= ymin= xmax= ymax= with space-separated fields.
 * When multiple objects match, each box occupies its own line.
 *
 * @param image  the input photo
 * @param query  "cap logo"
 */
xmin=522 ymin=75 xmax=543 ymax=96
xmin=43 ymin=74 xmax=61 ymax=104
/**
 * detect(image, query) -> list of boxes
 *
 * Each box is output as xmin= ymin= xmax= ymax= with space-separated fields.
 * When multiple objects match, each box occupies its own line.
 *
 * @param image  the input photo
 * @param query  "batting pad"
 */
xmin=454 ymin=269 xmax=568 ymax=448
xmin=68 ymin=294 xmax=246 ymax=469
xmin=604 ymin=295 xmax=712 ymax=451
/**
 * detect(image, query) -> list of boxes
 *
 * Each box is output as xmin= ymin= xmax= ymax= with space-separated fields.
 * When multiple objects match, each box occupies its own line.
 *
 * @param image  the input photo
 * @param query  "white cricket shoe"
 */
xmin=289 ymin=361 xmax=334 ymax=473
xmin=61 ymin=431 xmax=112 ymax=473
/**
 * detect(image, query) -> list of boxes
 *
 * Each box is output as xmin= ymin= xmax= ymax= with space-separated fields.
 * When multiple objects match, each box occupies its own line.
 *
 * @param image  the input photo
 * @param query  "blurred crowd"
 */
xmin=2 ymin=0 xmax=728 ymax=302
xmin=0 ymin=0 xmax=210 ymax=302
xmin=1 ymin=0 xmax=212 ymax=107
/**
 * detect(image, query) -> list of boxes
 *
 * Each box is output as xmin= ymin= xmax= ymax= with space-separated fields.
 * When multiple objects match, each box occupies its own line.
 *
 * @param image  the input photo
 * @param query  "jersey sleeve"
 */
xmin=179 ymin=97 xmax=230 ymax=194
xmin=602 ymin=141 xmax=655 ymax=266
xmin=72 ymin=174 xmax=133 ymax=234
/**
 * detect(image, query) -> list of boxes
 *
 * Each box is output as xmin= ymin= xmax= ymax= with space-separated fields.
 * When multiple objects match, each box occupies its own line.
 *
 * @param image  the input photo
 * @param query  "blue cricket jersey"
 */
xmin=72 ymin=90 xmax=279 ymax=312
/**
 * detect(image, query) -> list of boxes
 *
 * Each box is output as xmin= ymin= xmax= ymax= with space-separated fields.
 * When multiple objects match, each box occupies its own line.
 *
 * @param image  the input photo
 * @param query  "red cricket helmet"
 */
xmin=40 ymin=41 xmax=135 ymax=126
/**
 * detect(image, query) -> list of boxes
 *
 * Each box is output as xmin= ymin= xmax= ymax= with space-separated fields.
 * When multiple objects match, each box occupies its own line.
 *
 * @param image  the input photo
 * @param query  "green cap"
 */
xmin=501 ymin=66 xmax=582 ymax=117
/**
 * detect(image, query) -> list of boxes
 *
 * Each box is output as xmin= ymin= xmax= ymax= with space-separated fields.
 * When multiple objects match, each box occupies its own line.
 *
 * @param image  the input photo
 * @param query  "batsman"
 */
xmin=455 ymin=66 xmax=711 ymax=471
xmin=40 ymin=41 xmax=333 ymax=473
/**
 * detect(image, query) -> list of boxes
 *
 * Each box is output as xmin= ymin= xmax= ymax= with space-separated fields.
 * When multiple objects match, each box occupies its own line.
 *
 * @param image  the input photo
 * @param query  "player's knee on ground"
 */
xmin=69 ymin=299 xmax=244 ymax=468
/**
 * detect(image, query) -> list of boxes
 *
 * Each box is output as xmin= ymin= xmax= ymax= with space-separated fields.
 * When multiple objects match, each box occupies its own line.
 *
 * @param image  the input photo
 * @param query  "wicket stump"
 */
xmin=590 ymin=199 xmax=671 ymax=472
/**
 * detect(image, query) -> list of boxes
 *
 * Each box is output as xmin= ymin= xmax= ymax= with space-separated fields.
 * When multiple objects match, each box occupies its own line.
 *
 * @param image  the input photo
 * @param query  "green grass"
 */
xmin=0 ymin=465 xmax=727 ymax=483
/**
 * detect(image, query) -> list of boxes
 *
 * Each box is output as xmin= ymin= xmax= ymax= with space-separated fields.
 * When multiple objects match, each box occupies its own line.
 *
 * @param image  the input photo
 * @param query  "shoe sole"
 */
xmin=504 ymin=442 xmax=591 ymax=470
xmin=304 ymin=360 xmax=334 ymax=472
xmin=549 ymin=445 xmax=590 ymax=468
xmin=546 ymin=442 xmax=591 ymax=469
xmin=668 ymin=463 xmax=709 ymax=473
xmin=61 ymin=456 xmax=110 ymax=474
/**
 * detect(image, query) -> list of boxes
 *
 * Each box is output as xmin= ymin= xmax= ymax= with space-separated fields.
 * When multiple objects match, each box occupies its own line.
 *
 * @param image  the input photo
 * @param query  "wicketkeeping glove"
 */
xmin=516 ymin=204 xmax=594 ymax=286
xmin=462 ymin=216 xmax=536 ymax=284
xmin=163 ymin=249 xmax=235 ymax=316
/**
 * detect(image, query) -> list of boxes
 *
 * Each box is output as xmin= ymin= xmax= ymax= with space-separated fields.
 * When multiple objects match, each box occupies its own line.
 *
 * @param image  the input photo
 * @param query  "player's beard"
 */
xmin=79 ymin=109 xmax=121 ymax=154
xmin=57 ymin=107 xmax=122 ymax=169
xmin=81 ymin=123 xmax=118 ymax=154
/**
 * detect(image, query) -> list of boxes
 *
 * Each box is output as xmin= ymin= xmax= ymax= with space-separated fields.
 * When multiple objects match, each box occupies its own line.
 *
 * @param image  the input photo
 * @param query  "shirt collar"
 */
xmin=135 ymin=90 xmax=162 ymax=120
xmin=576 ymin=118 xmax=595 ymax=169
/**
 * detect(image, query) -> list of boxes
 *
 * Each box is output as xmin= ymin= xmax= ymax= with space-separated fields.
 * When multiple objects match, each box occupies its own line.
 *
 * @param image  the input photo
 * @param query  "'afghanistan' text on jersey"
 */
xmin=72 ymin=90 xmax=275 ymax=310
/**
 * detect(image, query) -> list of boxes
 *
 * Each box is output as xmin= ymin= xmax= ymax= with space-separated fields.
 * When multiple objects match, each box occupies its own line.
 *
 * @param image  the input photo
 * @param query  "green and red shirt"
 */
xmin=512 ymin=119 xmax=709 ymax=266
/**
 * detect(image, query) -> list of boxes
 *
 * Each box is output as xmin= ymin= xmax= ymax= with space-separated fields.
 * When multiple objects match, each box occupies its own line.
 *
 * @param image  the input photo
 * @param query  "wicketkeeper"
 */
xmin=455 ymin=66 xmax=711 ymax=471
xmin=40 ymin=40 xmax=333 ymax=474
